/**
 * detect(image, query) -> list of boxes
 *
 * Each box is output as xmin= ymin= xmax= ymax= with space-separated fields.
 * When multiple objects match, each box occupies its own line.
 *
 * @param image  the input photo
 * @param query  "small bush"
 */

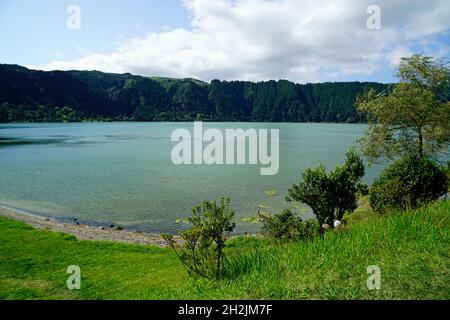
xmin=370 ymin=156 xmax=448 ymax=213
xmin=162 ymin=198 xmax=236 ymax=280
xmin=259 ymin=209 xmax=319 ymax=240
xmin=286 ymin=149 xmax=366 ymax=228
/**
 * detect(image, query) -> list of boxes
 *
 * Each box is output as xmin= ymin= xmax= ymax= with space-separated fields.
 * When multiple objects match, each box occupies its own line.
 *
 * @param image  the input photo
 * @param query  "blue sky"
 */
xmin=0 ymin=0 xmax=449 ymax=84
xmin=0 ymin=0 xmax=190 ymax=65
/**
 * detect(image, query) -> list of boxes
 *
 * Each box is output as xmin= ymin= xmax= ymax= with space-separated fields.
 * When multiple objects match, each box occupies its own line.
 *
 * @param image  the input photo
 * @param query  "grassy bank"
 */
xmin=0 ymin=201 xmax=449 ymax=300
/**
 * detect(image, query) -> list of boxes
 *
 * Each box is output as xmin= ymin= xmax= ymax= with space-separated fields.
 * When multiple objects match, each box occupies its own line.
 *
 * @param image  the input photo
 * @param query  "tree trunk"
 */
xmin=216 ymin=242 xmax=223 ymax=280
xmin=418 ymin=126 xmax=424 ymax=158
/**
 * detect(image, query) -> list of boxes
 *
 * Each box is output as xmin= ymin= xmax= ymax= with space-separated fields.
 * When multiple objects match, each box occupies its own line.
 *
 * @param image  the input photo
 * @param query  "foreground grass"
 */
xmin=0 ymin=201 xmax=449 ymax=300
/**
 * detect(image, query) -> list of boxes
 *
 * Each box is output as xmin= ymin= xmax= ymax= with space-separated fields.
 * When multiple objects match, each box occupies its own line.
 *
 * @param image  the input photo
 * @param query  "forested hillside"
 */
xmin=0 ymin=64 xmax=389 ymax=123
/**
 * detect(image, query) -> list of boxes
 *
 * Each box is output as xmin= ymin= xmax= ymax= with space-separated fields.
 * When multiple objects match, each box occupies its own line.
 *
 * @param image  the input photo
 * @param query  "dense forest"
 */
xmin=0 ymin=64 xmax=389 ymax=123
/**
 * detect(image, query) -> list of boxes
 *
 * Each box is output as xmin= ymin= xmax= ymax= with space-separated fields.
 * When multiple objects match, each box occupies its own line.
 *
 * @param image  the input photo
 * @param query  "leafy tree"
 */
xmin=162 ymin=198 xmax=236 ymax=280
xmin=7 ymin=105 xmax=25 ymax=122
xmin=0 ymin=102 xmax=9 ymax=122
xmin=34 ymin=105 xmax=49 ymax=122
xmin=370 ymin=156 xmax=448 ymax=213
xmin=330 ymin=150 xmax=367 ymax=220
xmin=356 ymin=54 xmax=450 ymax=162
xmin=286 ymin=150 xmax=366 ymax=230
xmin=55 ymin=106 xmax=77 ymax=122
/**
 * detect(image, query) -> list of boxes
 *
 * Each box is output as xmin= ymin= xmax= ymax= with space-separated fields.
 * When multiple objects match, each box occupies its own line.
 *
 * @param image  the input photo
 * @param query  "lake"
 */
xmin=0 ymin=122 xmax=382 ymax=234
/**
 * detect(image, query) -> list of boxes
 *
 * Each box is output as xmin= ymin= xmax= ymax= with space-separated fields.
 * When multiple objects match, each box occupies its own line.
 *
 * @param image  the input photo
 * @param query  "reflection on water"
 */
xmin=0 ymin=137 xmax=67 ymax=147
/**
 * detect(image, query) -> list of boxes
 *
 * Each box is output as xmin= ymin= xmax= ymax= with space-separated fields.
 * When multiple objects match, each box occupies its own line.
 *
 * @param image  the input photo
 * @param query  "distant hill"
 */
xmin=0 ymin=64 xmax=390 ymax=123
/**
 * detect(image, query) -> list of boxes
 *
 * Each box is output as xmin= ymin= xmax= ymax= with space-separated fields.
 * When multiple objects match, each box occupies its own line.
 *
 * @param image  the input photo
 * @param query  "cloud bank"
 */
xmin=30 ymin=0 xmax=450 ymax=83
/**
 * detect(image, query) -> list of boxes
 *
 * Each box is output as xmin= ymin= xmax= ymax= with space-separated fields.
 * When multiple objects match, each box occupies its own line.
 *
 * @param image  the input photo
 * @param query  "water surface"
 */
xmin=0 ymin=122 xmax=382 ymax=233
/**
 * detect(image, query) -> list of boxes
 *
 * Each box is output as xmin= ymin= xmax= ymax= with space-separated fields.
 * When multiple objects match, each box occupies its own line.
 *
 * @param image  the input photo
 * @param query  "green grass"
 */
xmin=1 ymin=201 xmax=449 ymax=300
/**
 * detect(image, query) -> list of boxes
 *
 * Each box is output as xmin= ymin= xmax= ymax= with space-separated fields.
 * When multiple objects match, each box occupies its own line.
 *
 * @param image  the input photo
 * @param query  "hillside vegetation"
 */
xmin=0 ymin=64 xmax=388 ymax=123
xmin=0 ymin=200 xmax=448 ymax=300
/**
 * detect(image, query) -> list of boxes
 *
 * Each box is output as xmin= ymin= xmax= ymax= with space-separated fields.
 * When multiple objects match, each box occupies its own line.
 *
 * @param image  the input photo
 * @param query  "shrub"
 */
xmin=370 ymin=156 xmax=448 ymax=213
xmin=259 ymin=209 xmax=319 ymax=240
xmin=286 ymin=150 xmax=367 ymax=229
xmin=162 ymin=198 xmax=236 ymax=280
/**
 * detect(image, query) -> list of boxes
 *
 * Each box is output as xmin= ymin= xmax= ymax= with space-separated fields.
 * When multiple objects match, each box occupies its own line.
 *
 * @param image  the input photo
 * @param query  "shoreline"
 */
xmin=0 ymin=205 xmax=171 ymax=247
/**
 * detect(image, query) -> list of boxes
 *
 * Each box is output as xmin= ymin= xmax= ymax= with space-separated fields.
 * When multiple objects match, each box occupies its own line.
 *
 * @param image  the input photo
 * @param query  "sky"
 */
xmin=0 ymin=0 xmax=449 ymax=84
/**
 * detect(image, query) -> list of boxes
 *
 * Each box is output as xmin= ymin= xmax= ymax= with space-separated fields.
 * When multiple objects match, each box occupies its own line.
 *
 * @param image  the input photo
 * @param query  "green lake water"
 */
xmin=0 ymin=122 xmax=382 ymax=233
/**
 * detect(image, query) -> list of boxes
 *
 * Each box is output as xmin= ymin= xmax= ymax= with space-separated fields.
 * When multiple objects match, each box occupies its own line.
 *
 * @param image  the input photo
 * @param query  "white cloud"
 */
xmin=387 ymin=46 xmax=412 ymax=67
xmin=29 ymin=0 xmax=450 ymax=83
